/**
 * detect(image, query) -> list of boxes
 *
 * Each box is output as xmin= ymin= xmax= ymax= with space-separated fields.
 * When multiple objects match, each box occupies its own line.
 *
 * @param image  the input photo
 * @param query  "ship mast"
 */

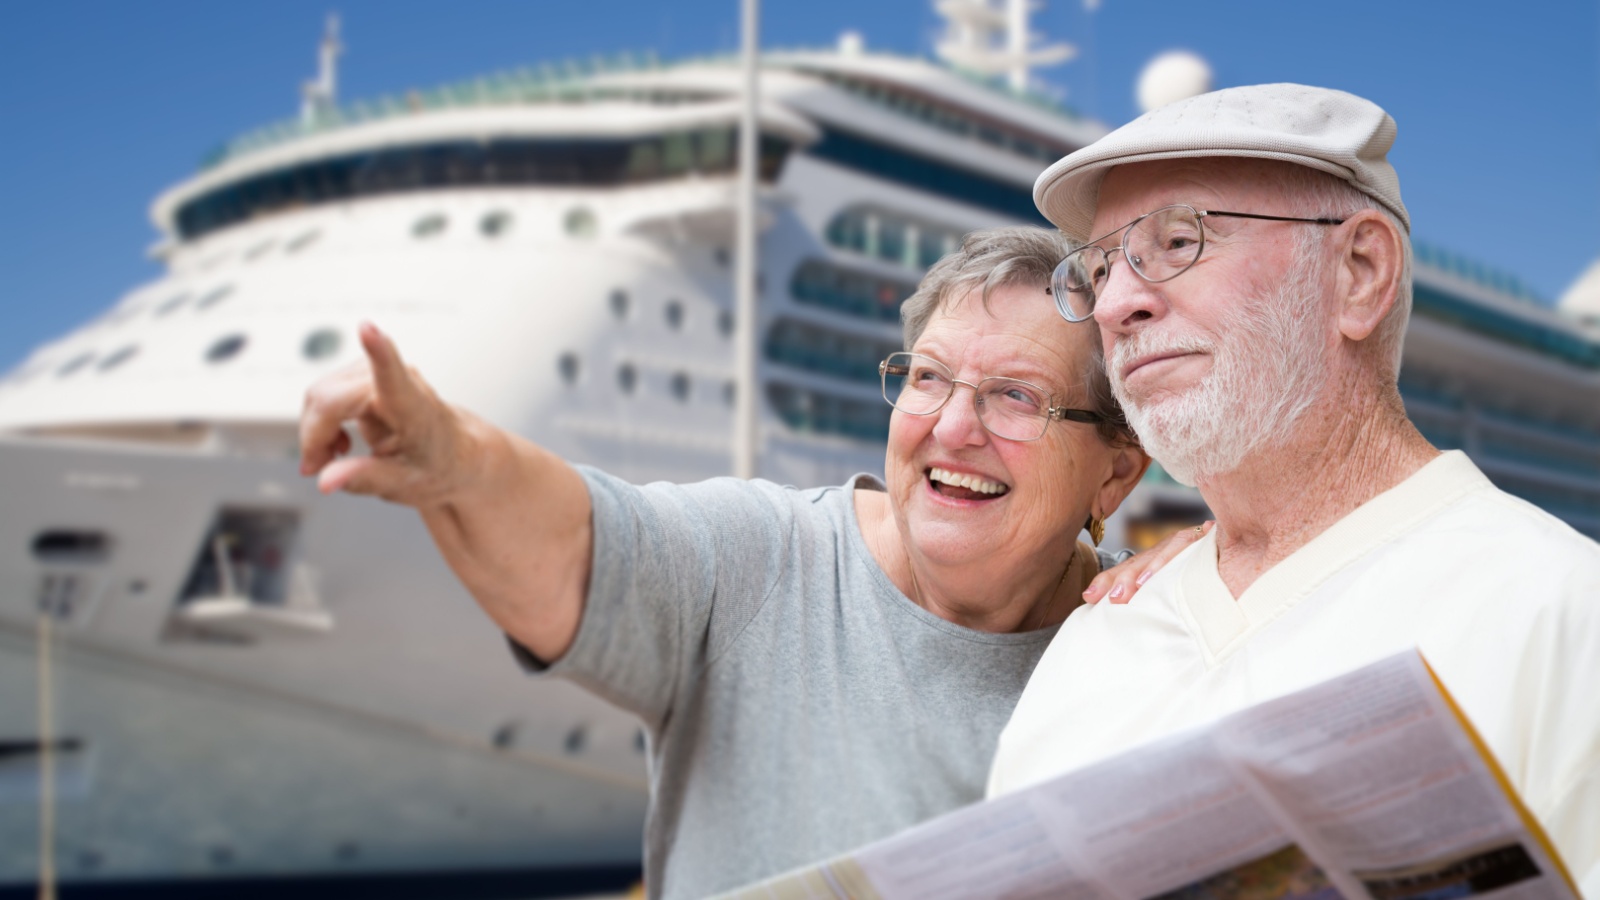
xmin=935 ymin=0 xmax=1074 ymax=93
xmin=732 ymin=0 xmax=761 ymax=479
xmin=301 ymin=14 xmax=343 ymax=125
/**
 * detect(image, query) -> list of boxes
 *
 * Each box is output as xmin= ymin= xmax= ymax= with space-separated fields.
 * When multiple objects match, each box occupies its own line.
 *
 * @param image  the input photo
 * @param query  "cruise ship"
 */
xmin=3 ymin=4 xmax=1598 ymax=897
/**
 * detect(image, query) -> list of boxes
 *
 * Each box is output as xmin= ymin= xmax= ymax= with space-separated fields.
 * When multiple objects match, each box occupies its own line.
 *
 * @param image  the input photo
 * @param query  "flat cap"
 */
xmin=1035 ymin=83 xmax=1409 ymax=238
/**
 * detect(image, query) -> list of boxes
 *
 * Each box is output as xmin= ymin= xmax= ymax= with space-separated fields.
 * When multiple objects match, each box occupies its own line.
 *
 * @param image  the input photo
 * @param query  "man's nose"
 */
xmin=1092 ymin=256 xmax=1167 ymax=332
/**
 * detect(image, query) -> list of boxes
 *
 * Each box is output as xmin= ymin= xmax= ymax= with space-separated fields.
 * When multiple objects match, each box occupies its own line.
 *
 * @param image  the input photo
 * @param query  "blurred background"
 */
xmin=0 ymin=1 xmax=1595 ymax=897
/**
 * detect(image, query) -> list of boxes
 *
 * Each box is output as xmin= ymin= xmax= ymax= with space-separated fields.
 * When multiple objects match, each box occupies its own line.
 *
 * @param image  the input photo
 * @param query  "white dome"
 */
xmin=1558 ymin=258 xmax=1600 ymax=325
xmin=1136 ymin=51 xmax=1213 ymax=113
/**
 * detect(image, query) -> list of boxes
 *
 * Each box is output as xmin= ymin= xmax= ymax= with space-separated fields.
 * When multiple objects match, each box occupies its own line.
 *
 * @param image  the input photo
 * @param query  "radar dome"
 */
xmin=1136 ymin=51 xmax=1213 ymax=113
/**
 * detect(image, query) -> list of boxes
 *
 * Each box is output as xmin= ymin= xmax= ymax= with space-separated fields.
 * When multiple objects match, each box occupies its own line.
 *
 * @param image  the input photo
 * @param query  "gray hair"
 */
xmin=900 ymin=226 xmax=1134 ymax=446
xmin=1271 ymin=165 xmax=1414 ymax=378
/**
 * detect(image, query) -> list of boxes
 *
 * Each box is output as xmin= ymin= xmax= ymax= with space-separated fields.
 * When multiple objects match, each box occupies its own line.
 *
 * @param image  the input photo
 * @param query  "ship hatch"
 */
xmin=169 ymin=507 xmax=331 ymax=640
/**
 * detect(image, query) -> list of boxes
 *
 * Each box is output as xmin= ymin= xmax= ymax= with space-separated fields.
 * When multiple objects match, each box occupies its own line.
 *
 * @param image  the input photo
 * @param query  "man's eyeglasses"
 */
xmin=879 ymin=352 xmax=1108 ymax=443
xmin=1049 ymin=204 xmax=1345 ymax=323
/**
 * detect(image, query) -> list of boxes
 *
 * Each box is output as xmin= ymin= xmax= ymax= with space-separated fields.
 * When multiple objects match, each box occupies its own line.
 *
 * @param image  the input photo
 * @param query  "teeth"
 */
xmin=929 ymin=467 xmax=1007 ymax=495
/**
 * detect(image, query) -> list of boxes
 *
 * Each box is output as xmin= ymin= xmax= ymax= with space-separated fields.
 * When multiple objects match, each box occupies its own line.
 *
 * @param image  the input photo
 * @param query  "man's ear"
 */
xmin=1335 ymin=210 xmax=1405 ymax=343
xmin=1094 ymin=444 xmax=1151 ymax=522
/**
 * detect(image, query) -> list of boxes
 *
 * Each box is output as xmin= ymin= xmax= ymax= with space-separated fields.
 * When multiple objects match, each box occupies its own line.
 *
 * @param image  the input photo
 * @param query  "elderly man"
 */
xmin=986 ymin=83 xmax=1600 ymax=892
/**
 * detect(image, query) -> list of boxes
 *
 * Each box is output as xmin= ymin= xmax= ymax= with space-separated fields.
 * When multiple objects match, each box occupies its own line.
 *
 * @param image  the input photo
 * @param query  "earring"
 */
xmin=1086 ymin=515 xmax=1105 ymax=546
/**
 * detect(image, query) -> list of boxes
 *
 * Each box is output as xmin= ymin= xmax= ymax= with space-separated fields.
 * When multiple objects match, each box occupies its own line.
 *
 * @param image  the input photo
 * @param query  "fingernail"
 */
xmin=1136 ymin=571 xmax=1152 ymax=586
xmin=1108 ymin=584 xmax=1125 ymax=601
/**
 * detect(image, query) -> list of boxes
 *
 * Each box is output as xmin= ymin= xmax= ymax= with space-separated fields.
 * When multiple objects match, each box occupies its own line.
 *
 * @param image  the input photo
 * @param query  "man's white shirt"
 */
xmin=988 ymin=451 xmax=1600 ymax=895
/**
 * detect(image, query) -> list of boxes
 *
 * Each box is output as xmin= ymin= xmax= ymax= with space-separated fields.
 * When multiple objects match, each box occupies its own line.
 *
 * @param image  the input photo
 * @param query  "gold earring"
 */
xmin=1086 ymin=515 xmax=1105 ymax=546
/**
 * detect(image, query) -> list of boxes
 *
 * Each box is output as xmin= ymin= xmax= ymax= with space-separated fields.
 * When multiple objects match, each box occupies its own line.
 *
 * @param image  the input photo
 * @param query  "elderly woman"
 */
xmin=300 ymin=227 xmax=1156 ymax=899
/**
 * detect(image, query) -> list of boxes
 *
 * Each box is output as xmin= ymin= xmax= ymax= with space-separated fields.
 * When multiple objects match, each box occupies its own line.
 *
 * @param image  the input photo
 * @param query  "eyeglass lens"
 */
xmin=881 ymin=353 xmax=1052 ymax=441
xmin=1051 ymin=205 xmax=1204 ymax=322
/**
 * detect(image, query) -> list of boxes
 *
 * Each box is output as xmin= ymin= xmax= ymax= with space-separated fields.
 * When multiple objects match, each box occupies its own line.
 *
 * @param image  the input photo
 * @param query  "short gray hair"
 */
xmin=1270 ymin=164 xmax=1414 ymax=378
xmin=900 ymin=226 xmax=1134 ymax=446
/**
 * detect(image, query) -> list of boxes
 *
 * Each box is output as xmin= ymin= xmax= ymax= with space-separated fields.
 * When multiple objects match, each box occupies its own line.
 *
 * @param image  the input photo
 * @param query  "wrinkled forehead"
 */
xmin=920 ymin=288 xmax=1101 ymax=389
xmin=1090 ymin=157 xmax=1301 ymax=237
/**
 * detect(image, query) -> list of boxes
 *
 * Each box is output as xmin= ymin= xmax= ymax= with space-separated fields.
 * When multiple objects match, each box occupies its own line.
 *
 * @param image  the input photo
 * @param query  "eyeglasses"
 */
xmin=879 ymin=352 xmax=1108 ymax=442
xmin=1049 ymin=204 xmax=1346 ymax=322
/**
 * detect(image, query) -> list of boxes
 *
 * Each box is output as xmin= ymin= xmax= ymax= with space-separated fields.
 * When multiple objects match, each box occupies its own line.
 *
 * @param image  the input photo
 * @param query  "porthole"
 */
xmin=286 ymin=230 xmax=321 ymax=253
xmin=205 ymin=334 xmax=247 ymax=364
xmin=670 ymin=372 xmax=690 ymax=402
xmin=664 ymin=300 xmax=685 ymax=331
xmin=609 ymin=289 xmax=630 ymax=320
xmin=56 ymin=353 xmax=95 ymax=378
xmin=558 ymin=352 xmax=580 ymax=385
xmin=616 ymin=362 xmax=637 ymax=394
xmin=98 ymin=345 xmax=139 ymax=372
xmin=302 ymin=329 xmax=341 ymax=361
xmin=564 ymin=207 xmax=598 ymax=239
xmin=717 ymin=309 xmax=735 ymax=338
xmin=195 ymin=285 xmax=234 ymax=311
xmin=245 ymin=239 xmax=276 ymax=261
xmin=480 ymin=211 xmax=513 ymax=237
xmin=713 ymin=247 xmax=731 ymax=268
xmin=155 ymin=294 xmax=189 ymax=317
xmin=723 ymin=380 xmax=737 ymax=406
xmin=413 ymin=214 xmax=447 ymax=239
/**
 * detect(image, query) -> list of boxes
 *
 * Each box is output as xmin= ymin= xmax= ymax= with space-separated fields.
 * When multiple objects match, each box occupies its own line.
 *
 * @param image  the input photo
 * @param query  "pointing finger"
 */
xmin=359 ymin=321 xmax=421 ymax=416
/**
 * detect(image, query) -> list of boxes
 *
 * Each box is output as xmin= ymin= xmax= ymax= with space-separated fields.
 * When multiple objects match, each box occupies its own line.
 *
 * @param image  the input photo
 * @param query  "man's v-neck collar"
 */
xmin=1176 ymin=451 xmax=1489 ymax=666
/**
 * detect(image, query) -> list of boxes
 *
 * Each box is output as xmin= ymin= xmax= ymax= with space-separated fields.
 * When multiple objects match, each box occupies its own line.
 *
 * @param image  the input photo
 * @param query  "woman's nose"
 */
xmin=931 ymin=383 xmax=991 ymax=447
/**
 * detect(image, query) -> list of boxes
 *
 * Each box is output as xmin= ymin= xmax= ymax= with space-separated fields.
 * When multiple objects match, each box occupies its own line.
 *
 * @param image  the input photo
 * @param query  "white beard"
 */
xmin=1110 ymin=248 xmax=1332 ymax=487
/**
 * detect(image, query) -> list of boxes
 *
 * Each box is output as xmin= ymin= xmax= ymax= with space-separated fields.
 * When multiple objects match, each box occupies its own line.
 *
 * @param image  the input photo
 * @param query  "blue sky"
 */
xmin=1 ymin=0 xmax=1594 ymax=371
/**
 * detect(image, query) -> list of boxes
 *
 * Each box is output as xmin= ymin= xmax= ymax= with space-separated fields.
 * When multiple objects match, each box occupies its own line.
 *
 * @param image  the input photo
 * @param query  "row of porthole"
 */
xmin=607 ymin=289 xmax=736 ymax=336
xmin=53 ymin=329 xmax=344 ymax=379
xmin=411 ymin=208 xmax=597 ymax=240
xmin=559 ymin=353 xmax=735 ymax=405
xmin=240 ymin=229 xmax=321 ymax=263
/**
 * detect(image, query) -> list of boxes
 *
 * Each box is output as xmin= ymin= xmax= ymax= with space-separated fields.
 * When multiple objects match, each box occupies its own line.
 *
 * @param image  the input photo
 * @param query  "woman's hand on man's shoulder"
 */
xmin=1082 ymin=521 xmax=1214 ymax=605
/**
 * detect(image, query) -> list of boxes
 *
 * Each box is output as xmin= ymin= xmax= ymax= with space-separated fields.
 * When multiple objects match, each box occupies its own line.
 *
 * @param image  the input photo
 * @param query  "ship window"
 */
xmin=56 ymin=353 xmax=95 ymax=378
xmin=763 ymin=317 xmax=900 ymax=385
xmin=825 ymin=205 xmax=965 ymax=271
xmin=206 ymin=334 xmax=248 ymax=364
xmin=480 ymin=210 xmax=513 ymax=237
xmin=245 ymin=239 xmax=276 ymax=261
xmin=285 ymin=230 xmax=321 ymax=253
xmin=155 ymin=294 xmax=190 ymax=317
xmin=616 ymin=362 xmax=638 ymax=394
xmin=98 ymin=345 xmax=139 ymax=372
xmin=609 ymin=289 xmax=630 ymax=320
xmin=32 ymin=530 xmax=112 ymax=564
xmin=723 ymin=380 xmax=736 ymax=407
xmin=806 ymin=126 xmax=1047 ymax=224
xmin=790 ymin=259 xmax=914 ymax=324
xmin=302 ymin=329 xmax=341 ymax=361
xmin=664 ymin=300 xmax=684 ymax=331
xmin=767 ymin=383 xmax=891 ymax=443
xmin=717 ymin=310 xmax=735 ymax=338
xmin=669 ymin=371 xmax=690 ymax=402
xmin=413 ymin=214 xmax=447 ymax=239
xmin=172 ymin=131 xmax=798 ymax=241
xmin=564 ymin=207 xmax=597 ymax=239
xmin=713 ymin=246 xmax=731 ymax=268
xmin=195 ymin=285 xmax=234 ymax=311
xmin=558 ymin=352 xmax=580 ymax=385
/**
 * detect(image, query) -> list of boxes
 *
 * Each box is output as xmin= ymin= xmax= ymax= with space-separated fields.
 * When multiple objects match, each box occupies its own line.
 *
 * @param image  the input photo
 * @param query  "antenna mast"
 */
xmin=301 ymin=14 xmax=343 ymax=125
xmin=935 ymin=0 xmax=1074 ymax=93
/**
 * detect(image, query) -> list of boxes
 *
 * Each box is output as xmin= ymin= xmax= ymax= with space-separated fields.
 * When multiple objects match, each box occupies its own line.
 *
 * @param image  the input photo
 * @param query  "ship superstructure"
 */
xmin=1 ymin=8 xmax=1598 ymax=895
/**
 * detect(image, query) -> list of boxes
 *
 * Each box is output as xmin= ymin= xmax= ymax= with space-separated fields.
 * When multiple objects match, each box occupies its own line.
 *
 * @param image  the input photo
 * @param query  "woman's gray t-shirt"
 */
xmin=520 ymin=468 xmax=1060 ymax=899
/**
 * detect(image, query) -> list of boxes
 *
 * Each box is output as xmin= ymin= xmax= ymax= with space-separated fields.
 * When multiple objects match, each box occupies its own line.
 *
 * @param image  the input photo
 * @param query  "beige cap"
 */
xmin=1035 ymin=82 xmax=1409 ymax=239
